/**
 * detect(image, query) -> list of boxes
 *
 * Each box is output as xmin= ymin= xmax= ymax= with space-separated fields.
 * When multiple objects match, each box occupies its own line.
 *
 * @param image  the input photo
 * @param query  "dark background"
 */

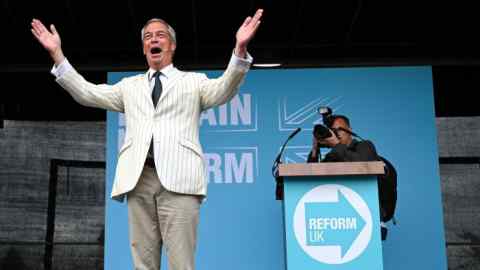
xmin=1 ymin=1 xmax=480 ymax=121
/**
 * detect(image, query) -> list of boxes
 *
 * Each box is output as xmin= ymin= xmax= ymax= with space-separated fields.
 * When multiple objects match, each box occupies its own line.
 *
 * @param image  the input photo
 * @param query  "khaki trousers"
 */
xmin=127 ymin=166 xmax=201 ymax=270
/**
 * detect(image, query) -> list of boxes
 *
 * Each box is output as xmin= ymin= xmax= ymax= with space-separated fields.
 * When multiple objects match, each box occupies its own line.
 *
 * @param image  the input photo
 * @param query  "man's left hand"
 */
xmin=235 ymin=9 xmax=263 ymax=58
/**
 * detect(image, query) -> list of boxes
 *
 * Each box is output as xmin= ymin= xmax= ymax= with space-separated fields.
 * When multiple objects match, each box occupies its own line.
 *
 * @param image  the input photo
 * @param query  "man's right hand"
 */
xmin=31 ymin=18 xmax=65 ymax=65
xmin=318 ymin=129 xmax=340 ymax=148
xmin=312 ymin=129 xmax=340 ymax=150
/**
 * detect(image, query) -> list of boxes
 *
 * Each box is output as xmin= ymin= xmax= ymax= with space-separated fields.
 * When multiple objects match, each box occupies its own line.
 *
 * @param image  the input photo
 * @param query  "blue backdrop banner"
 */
xmin=106 ymin=66 xmax=447 ymax=270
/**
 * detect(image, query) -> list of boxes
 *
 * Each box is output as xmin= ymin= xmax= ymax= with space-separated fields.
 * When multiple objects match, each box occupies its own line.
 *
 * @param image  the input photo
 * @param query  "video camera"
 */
xmin=313 ymin=106 xmax=335 ymax=140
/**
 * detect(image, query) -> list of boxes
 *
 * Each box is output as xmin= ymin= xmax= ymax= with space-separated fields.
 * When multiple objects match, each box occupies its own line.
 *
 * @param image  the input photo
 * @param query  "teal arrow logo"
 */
xmin=304 ymin=189 xmax=366 ymax=258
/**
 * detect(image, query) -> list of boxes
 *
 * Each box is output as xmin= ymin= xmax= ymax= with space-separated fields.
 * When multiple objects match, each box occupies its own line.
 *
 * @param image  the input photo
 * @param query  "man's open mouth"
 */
xmin=150 ymin=47 xmax=162 ymax=54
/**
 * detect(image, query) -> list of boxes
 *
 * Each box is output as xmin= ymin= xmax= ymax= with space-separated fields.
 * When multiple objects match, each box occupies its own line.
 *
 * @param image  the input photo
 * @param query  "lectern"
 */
xmin=278 ymin=161 xmax=385 ymax=270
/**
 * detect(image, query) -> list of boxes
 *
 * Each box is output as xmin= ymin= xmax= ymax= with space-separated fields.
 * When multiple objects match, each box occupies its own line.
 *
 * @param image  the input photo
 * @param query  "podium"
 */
xmin=278 ymin=161 xmax=385 ymax=270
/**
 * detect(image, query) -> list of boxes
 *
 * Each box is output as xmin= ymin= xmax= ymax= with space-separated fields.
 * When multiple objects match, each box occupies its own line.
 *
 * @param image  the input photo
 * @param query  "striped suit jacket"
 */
xmin=55 ymin=55 xmax=250 ymax=201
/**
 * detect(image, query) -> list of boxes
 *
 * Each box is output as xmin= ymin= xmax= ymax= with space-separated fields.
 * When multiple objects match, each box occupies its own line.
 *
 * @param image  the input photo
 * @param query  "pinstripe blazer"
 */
xmin=55 ymin=55 xmax=250 ymax=201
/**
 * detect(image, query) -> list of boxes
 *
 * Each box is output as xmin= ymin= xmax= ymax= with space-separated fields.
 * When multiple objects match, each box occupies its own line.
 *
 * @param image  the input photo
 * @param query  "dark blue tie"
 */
xmin=152 ymin=71 xmax=162 ymax=107
xmin=148 ymin=71 xmax=163 ymax=160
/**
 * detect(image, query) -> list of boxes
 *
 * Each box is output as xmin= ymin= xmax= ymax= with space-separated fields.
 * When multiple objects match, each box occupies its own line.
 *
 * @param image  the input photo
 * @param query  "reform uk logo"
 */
xmin=278 ymin=96 xmax=343 ymax=131
xmin=200 ymin=93 xmax=257 ymax=132
xmin=293 ymin=184 xmax=373 ymax=264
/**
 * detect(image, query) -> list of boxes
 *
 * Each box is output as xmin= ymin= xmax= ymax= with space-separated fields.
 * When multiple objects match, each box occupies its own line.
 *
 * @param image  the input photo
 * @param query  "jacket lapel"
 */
xmin=142 ymin=73 xmax=155 ymax=108
xmin=156 ymin=69 xmax=185 ymax=106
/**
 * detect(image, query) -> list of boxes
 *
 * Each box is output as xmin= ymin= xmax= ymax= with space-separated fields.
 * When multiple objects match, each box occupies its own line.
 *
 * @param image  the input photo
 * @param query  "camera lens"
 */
xmin=313 ymin=124 xmax=332 ymax=140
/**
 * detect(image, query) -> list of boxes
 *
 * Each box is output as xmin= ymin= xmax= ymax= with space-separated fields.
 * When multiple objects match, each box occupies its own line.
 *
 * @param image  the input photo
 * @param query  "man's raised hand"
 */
xmin=31 ymin=18 xmax=65 ymax=65
xmin=235 ymin=9 xmax=263 ymax=58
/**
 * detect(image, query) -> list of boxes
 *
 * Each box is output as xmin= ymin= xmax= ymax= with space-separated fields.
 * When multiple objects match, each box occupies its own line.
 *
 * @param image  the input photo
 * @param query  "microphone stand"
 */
xmin=272 ymin=127 xmax=301 ymax=200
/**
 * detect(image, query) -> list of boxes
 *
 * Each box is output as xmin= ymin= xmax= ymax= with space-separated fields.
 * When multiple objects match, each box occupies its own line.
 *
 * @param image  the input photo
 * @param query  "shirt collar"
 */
xmin=347 ymin=139 xmax=359 ymax=148
xmin=147 ymin=64 xmax=175 ymax=81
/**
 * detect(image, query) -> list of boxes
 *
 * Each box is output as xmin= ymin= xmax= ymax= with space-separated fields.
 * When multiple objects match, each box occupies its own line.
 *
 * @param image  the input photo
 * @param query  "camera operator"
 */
xmin=307 ymin=115 xmax=378 ymax=163
xmin=307 ymin=113 xmax=395 ymax=240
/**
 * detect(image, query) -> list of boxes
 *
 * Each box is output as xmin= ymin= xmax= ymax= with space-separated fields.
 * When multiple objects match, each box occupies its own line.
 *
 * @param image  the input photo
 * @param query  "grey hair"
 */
xmin=141 ymin=18 xmax=176 ymax=44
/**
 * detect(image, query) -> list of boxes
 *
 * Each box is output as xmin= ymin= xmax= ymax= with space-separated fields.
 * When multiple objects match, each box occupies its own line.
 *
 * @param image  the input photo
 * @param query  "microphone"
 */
xmin=288 ymin=127 xmax=301 ymax=140
xmin=272 ymin=127 xmax=301 ymax=200
xmin=272 ymin=128 xmax=302 ymax=177
xmin=273 ymin=127 xmax=301 ymax=169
